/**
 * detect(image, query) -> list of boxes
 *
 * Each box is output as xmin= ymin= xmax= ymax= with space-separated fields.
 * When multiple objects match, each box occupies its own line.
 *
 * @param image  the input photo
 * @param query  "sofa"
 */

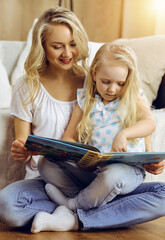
xmin=0 ymin=22 xmax=165 ymax=189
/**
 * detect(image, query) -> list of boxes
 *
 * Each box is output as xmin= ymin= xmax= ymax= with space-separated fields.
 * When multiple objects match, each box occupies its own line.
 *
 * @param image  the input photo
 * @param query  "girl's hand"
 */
xmin=111 ymin=130 xmax=127 ymax=152
xmin=143 ymin=160 xmax=165 ymax=175
xmin=11 ymin=138 xmax=38 ymax=162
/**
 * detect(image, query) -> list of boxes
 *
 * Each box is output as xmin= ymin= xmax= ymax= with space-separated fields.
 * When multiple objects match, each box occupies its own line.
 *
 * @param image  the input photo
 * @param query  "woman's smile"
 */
xmin=59 ymin=58 xmax=73 ymax=64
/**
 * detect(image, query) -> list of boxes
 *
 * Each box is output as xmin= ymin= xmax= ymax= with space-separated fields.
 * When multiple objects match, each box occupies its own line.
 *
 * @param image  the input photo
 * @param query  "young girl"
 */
xmin=30 ymin=43 xmax=157 ymax=232
xmin=0 ymin=7 xmax=165 ymax=233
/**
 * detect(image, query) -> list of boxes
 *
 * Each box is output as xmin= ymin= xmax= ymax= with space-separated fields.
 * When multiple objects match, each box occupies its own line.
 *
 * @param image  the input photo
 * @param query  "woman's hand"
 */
xmin=143 ymin=160 xmax=165 ymax=175
xmin=11 ymin=138 xmax=38 ymax=162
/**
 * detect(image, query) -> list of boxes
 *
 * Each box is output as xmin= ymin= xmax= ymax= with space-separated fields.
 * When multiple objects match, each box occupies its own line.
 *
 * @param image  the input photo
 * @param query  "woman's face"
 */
xmin=44 ymin=24 xmax=79 ymax=71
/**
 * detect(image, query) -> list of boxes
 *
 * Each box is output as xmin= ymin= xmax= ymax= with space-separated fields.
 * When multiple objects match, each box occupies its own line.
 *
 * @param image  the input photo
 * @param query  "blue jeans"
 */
xmin=0 ymin=178 xmax=165 ymax=230
xmin=38 ymin=158 xmax=145 ymax=210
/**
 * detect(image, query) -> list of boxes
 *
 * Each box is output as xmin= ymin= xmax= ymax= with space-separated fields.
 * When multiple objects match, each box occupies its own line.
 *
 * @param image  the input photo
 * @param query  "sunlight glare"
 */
xmin=155 ymin=0 xmax=165 ymax=13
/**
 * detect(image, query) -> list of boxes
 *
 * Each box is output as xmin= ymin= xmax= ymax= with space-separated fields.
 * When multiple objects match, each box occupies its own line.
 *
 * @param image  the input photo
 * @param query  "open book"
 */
xmin=25 ymin=135 xmax=165 ymax=170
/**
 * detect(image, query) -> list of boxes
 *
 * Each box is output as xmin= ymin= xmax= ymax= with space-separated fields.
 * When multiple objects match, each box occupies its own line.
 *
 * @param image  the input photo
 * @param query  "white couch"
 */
xmin=0 ymin=34 xmax=165 ymax=189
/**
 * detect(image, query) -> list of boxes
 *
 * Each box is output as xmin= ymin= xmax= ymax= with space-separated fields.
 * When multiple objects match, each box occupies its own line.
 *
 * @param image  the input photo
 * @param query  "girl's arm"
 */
xmin=145 ymin=135 xmax=152 ymax=152
xmin=63 ymin=104 xmax=83 ymax=142
xmin=111 ymin=98 xmax=156 ymax=152
xmin=122 ymin=98 xmax=156 ymax=139
xmin=11 ymin=117 xmax=37 ymax=162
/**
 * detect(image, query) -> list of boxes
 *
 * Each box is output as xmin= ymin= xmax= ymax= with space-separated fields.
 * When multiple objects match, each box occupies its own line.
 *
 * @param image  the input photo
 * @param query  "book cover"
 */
xmin=25 ymin=135 xmax=165 ymax=169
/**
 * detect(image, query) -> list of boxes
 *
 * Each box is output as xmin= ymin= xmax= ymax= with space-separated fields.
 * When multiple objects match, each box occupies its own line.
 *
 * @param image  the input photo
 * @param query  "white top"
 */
xmin=77 ymin=88 xmax=145 ymax=153
xmin=10 ymin=77 xmax=77 ymax=179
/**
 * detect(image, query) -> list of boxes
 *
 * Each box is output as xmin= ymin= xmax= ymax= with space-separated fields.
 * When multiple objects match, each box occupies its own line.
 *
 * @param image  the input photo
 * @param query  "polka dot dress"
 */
xmin=77 ymin=89 xmax=145 ymax=154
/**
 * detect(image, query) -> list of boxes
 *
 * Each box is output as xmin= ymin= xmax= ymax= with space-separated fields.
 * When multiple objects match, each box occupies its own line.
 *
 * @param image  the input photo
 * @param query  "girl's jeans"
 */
xmin=38 ymin=158 xmax=145 ymax=210
xmin=0 ymin=177 xmax=165 ymax=230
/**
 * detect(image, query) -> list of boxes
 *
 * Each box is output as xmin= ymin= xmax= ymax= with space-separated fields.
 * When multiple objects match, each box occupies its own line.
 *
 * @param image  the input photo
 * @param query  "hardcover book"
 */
xmin=25 ymin=135 xmax=165 ymax=170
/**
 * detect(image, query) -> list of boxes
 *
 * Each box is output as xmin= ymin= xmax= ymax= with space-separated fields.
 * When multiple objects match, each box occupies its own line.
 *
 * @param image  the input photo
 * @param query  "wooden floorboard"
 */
xmin=0 ymin=217 xmax=165 ymax=240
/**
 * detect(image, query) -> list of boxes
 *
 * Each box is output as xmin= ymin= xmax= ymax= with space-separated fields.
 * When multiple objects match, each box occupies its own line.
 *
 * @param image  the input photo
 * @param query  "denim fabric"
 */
xmin=0 ymin=177 xmax=165 ymax=229
xmin=38 ymin=158 xmax=145 ymax=210
xmin=78 ymin=182 xmax=165 ymax=230
xmin=0 ymin=178 xmax=57 ymax=227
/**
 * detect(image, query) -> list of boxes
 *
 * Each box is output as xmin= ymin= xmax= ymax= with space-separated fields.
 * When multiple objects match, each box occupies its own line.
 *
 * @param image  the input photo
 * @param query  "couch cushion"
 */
xmin=10 ymin=19 xmax=38 ymax=86
xmin=114 ymin=35 xmax=165 ymax=105
xmin=0 ymin=62 xmax=11 ymax=108
xmin=0 ymin=41 xmax=26 ymax=78
xmin=88 ymin=41 xmax=104 ymax=66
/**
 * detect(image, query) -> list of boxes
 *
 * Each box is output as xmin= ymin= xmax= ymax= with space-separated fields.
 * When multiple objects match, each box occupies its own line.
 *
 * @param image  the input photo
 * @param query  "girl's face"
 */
xmin=44 ymin=24 xmax=79 ymax=71
xmin=93 ymin=64 xmax=128 ymax=105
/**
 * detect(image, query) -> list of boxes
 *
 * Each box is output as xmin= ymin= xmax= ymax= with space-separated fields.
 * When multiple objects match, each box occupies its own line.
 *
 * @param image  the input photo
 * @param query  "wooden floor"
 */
xmin=0 ymin=217 xmax=165 ymax=240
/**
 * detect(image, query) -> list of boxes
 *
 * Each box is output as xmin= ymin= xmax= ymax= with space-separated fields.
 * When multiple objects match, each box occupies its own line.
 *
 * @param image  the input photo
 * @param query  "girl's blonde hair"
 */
xmin=78 ymin=42 xmax=143 ymax=143
xmin=24 ymin=7 xmax=89 ymax=103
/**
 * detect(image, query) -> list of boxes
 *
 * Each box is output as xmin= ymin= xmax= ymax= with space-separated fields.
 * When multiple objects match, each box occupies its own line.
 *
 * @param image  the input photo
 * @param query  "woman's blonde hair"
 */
xmin=23 ymin=7 xmax=89 ymax=103
xmin=78 ymin=42 xmax=142 ymax=143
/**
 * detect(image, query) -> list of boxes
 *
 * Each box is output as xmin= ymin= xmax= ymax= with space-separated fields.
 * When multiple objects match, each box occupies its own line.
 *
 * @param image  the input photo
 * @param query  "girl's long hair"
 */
xmin=78 ymin=42 xmax=142 ymax=143
xmin=23 ymin=7 xmax=89 ymax=104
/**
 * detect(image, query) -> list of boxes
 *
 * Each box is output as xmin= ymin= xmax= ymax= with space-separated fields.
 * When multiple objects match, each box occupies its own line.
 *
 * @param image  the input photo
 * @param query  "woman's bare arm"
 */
xmin=11 ymin=117 xmax=37 ymax=162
